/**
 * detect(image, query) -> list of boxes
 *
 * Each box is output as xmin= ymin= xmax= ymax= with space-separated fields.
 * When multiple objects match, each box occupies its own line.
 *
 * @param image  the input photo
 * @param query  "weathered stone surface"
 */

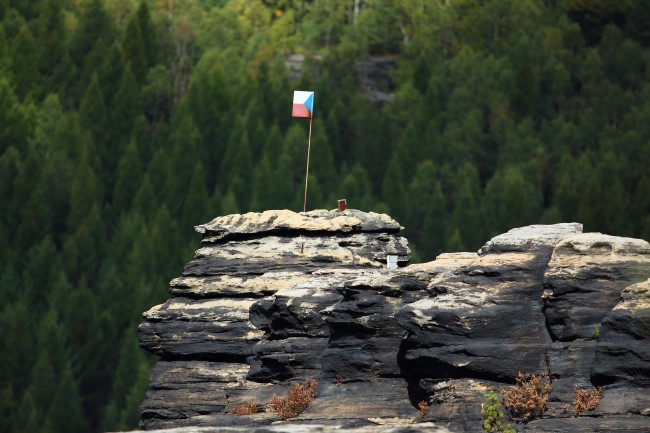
xmin=246 ymin=337 xmax=329 ymax=382
xmin=302 ymin=379 xmax=420 ymax=421
xmin=140 ymin=360 xmax=274 ymax=430
xmin=183 ymin=233 xmax=410 ymax=277
xmin=169 ymin=273 xmax=310 ymax=298
xmin=118 ymin=423 xmax=455 ymax=433
xmin=249 ymin=271 xmax=358 ymax=339
xmin=139 ymin=298 xmax=263 ymax=360
xmin=543 ymin=234 xmax=650 ymax=342
xmin=478 ymin=223 xmax=583 ymax=255
xmin=524 ymin=416 xmax=650 ymax=432
xmin=195 ymin=209 xmax=403 ymax=243
xmin=418 ymin=378 xmax=502 ymax=433
xmin=137 ymin=213 xmax=650 ymax=433
xmin=545 ymin=341 xmax=598 ymax=402
xmin=398 ymin=251 xmax=553 ymax=382
xmin=592 ymin=278 xmax=650 ymax=387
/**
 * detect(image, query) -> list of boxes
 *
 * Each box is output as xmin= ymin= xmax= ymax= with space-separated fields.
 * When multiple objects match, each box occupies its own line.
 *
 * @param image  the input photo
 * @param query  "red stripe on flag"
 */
xmin=292 ymin=104 xmax=311 ymax=118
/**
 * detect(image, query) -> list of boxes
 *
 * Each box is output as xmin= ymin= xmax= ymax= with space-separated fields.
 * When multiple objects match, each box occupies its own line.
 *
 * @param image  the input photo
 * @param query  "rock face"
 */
xmin=137 ymin=211 xmax=650 ymax=433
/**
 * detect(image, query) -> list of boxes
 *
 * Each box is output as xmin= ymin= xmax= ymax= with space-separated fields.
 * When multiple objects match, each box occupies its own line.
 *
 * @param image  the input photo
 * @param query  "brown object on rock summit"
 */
xmin=136 ymin=211 xmax=650 ymax=433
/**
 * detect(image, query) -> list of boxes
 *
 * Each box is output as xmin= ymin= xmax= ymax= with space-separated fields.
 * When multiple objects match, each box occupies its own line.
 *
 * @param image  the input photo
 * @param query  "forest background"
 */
xmin=1 ymin=0 xmax=649 ymax=432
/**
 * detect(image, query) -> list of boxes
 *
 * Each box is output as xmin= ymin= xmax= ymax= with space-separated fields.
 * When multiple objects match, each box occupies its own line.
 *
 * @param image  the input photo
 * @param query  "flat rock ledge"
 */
xmin=114 ymin=423 xmax=454 ymax=433
xmin=135 ymin=211 xmax=650 ymax=433
xmin=195 ymin=209 xmax=403 ymax=243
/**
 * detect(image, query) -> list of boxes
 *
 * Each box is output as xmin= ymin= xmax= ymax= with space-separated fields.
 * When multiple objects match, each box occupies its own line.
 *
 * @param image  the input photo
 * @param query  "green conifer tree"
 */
xmin=133 ymin=175 xmax=157 ymax=220
xmin=42 ymin=363 xmax=89 ymax=433
xmin=0 ymin=77 xmax=32 ymax=154
xmin=22 ymin=352 xmax=56 ymax=426
xmin=10 ymin=24 xmax=39 ymax=100
xmin=36 ymin=0 xmax=66 ymax=83
xmin=111 ymin=64 xmax=142 ymax=144
xmin=181 ymin=162 xmax=210 ymax=228
xmin=137 ymin=1 xmax=159 ymax=68
xmin=113 ymin=139 xmax=143 ymax=214
xmin=80 ymin=75 xmax=120 ymax=181
xmin=63 ymin=205 xmax=107 ymax=282
xmin=122 ymin=13 xmax=147 ymax=84
xmin=67 ymin=143 xmax=101 ymax=232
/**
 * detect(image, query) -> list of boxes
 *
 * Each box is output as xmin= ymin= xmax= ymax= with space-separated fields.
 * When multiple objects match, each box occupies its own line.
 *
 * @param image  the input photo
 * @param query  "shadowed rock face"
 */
xmin=137 ymin=211 xmax=650 ymax=433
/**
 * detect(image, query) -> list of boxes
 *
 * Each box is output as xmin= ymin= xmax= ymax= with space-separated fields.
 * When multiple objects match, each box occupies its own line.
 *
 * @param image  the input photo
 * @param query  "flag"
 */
xmin=292 ymin=91 xmax=314 ymax=118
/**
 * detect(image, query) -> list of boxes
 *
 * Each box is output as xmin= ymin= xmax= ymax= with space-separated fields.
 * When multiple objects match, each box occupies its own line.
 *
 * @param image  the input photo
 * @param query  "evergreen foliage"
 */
xmin=0 ymin=1 xmax=648 ymax=432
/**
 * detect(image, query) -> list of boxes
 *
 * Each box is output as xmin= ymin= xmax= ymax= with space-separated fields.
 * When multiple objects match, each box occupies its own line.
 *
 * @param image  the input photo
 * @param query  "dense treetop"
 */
xmin=0 ymin=0 xmax=649 ymax=432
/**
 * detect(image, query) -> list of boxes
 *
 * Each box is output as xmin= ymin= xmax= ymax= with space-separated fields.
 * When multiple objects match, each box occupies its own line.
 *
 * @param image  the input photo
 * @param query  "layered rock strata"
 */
xmin=138 ymin=211 xmax=650 ymax=433
xmin=139 ymin=210 xmax=416 ymax=429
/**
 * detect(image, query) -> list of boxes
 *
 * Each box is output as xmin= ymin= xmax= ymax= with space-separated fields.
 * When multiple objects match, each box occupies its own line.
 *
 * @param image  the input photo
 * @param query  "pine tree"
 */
xmin=118 ymin=360 xmax=152 ymax=430
xmin=113 ymin=139 xmax=143 ymax=214
xmin=451 ymin=167 xmax=484 ymax=251
xmin=16 ymin=390 xmax=39 ymax=433
xmin=484 ymin=164 xmax=542 ymax=236
xmin=0 ymin=386 xmax=15 ymax=433
xmin=579 ymin=151 xmax=629 ymax=234
xmin=406 ymin=160 xmax=447 ymax=259
xmin=0 ymin=77 xmax=32 ymax=154
xmin=0 ymin=27 xmax=10 ymax=74
xmin=122 ymin=13 xmax=147 ymax=84
xmin=382 ymin=158 xmax=407 ymax=223
xmin=111 ymin=64 xmax=142 ymax=144
xmin=181 ymin=162 xmax=210 ymax=228
xmin=339 ymin=165 xmax=373 ymax=211
xmin=0 ymin=265 xmax=20 ymax=305
xmin=133 ymin=175 xmax=157 ymax=220
xmin=10 ymin=24 xmax=39 ymax=100
xmin=632 ymin=176 xmax=650 ymax=234
xmin=97 ymin=43 xmax=126 ymax=107
xmin=42 ymin=363 xmax=89 ymax=433
xmin=63 ymin=205 xmax=107 ymax=282
xmin=79 ymin=74 xmax=108 ymax=147
xmin=21 ymin=237 xmax=58 ymax=314
xmin=13 ymin=180 xmax=52 ymax=254
xmin=165 ymin=111 xmax=202 ymax=212
xmin=67 ymin=143 xmax=101 ymax=232
xmin=137 ymin=1 xmax=159 ymax=68
xmin=142 ymin=65 xmax=172 ymax=125
xmin=0 ymin=301 xmax=35 ymax=392
xmin=22 ymin=352 xmax=57 ymax=425
xmin=36 ymin=0 xmax=66 ymax=84
xmin=70 ymin=0 xmax=113 ymax=69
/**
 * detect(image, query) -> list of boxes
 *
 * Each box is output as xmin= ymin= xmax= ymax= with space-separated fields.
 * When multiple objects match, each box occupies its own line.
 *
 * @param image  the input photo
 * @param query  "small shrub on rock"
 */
xmin=501 ymin=372 xmax=551 ymax=421
xmin=233 ymin=401 xmax=258 ymax=415
xmin=268 ymin=378 xmax=318 ymax=420
xmin=573 ymin=386 xmax=603 ymax=417
xmin=416 ymin=400 xmax=429 ymax=419
xmin=482 ymin=390 xmax=515 ymax=433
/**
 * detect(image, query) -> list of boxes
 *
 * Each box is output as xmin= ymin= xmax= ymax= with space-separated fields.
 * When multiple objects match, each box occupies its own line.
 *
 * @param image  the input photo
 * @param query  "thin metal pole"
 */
xmin=303 ymin=116 xmax=313 ymax=213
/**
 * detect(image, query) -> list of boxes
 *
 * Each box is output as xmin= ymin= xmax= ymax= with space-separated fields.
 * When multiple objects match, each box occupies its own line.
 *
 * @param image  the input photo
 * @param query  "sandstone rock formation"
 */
xmin=137 ymin=210 xmax=650 ymax=433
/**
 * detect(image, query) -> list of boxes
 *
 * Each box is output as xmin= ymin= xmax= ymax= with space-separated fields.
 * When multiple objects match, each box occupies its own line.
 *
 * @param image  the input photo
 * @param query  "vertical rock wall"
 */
xmin=138 ymin=212 xmax=650 ymax=432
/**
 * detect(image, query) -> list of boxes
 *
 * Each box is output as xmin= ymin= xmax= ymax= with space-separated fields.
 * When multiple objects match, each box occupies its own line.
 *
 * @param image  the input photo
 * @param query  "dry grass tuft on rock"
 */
xmin=268 ymin=378 xmax=318 ymax=420
xmin=573 ymin=386 xmax=603 ymax=417
xmin=416 ymin=400 xmax=429 ymax=419
xmin=501 ymin=372 xmax=551 ymax=421
xmin=233 ymin=401 xmax=258 ymax=415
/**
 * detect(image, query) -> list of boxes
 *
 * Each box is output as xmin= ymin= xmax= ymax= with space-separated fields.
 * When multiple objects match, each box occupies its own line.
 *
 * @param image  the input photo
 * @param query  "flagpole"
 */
xmin=303 ymin=115 xmax=313 ymax=213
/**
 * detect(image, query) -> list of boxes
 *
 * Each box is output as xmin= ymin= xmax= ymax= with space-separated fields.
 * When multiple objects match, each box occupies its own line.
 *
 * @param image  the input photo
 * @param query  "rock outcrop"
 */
xmin=136 ymin=210 xmax=650 ymax=433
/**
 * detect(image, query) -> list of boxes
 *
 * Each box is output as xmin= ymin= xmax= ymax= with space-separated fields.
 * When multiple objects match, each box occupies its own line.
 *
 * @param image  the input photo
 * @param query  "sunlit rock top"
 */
xmin=195 ymin=209 xmax=403 ymax=243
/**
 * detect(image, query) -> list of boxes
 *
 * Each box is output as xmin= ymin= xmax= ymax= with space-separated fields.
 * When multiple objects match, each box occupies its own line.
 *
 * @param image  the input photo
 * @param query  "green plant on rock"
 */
xmin=593 ymin=326 xmax=600 ymax=339
xmin=482 ymin=390 xmax=515 ymax=433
